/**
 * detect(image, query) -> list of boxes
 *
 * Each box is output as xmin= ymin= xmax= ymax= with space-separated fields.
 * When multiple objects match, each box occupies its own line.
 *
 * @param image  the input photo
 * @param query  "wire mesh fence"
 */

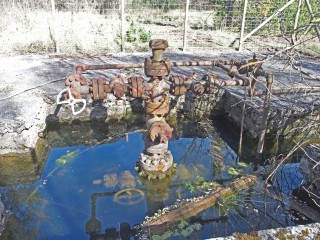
xmin=0 ymin=0 xmax=318 ymax=54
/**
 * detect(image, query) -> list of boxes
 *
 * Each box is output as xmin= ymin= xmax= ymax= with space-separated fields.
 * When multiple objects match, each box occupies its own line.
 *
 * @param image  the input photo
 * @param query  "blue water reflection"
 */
xmin=0 ymin=129 xmax=309 ymax=240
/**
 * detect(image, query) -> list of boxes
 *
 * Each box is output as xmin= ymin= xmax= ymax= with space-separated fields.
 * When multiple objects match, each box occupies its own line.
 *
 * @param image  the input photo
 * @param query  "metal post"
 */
xmin=183 ymin=0 xmax=190 ymax=52
xmin=121 ymin=0 xmax=125 ymax=52
xmin=257 ymin=73 xmax=274 ymax=155
xmin=51 ymin=0 xmax=59 ymax=53
xmin=238 ymin=0 xmax=248 ymax=51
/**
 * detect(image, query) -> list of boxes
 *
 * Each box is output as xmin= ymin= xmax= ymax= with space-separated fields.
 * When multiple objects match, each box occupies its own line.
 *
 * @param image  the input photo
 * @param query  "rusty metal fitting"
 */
xmin=90 ymin=77 xmax=107 ymax=100
xmin=64 ymin=74 xmax=89 ymax=99
xmin=192 ymin=81 xmax=205 ymax=95
xmin=169 ymin=75 xmax=187 ymax=96
xmin=144 ymin=57 xmax=171 ymax=77
xmin=201 ymin=74 xmax=220 ymax=93
xmin=145 ymin=96 xmax=170 ymax=116
xmin=128 ymin=76 xmax=145 ymax=98
xmin=109 ymin=75 xmax=128 ymax=99
xmin=228 ymin=65 xmax=238 ymax=78
xmin=149 ymin=120 xmax=173 ymax=144
xmin=65 ymin=73 xmax=87 ymax=86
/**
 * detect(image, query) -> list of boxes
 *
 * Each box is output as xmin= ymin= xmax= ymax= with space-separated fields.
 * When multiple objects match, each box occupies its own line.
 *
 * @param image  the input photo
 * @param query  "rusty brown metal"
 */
xmin=145 ymin=97 xmax=170 ymax=116
xmin=202 ymin=74 xmax=250 ymax=87
xmin=149 ymin=121 xmax=173 ymax=143
xmin=109 ymin=75 xmax=128 ymax=99
xmin=98 ymin=77 xmax=106 ymax=99
xmin=76 ymin=63 xmax=145 ymax=73
xmin=75 ymin=60 xmax=250 ymax=73
xmin=90 ymin=79 xmax=100 ymax=100
xmin=169 ymin=75 xmax=187 ymax=96
xmin=254 ymin=86 xmax=320 ymax=96
xmin=65 ymin=73 xmax=87 ymax=86
xmin=257 ymin=73 xmax=274 ymax=155
xmin=193 ymin=82 xmax=205 ymax=94
xmin=128 ymin=76 xmax=145 ymax=98
xmin=144 ymin=57 xmax=171 ymax=77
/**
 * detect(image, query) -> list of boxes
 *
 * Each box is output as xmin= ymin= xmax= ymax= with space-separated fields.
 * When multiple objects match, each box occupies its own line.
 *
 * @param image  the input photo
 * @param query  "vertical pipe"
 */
xmin=257 ymin=73 xmax=274 ymax=155
xmin=238 ymin=0 xmax=248 ymax=51
xmin=121 ymin=0 xmax=125 ymax=52
xmin=237 ymin=86 xmax=247 ymax=160
xmin=183 ymin=0 xmax=190 ymax=52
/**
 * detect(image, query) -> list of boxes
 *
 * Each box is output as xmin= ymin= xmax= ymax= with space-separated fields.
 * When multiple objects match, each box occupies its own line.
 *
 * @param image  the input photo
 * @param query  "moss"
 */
xmin=0 ymin=137 xmax=48 ymax=185
xmin=275 ymin=231 xmax=295 ymax=240
xmin=232 ymin=231 xmax=261 ymax=240
xmin=301 ymin=229 xmax=309 ymax=236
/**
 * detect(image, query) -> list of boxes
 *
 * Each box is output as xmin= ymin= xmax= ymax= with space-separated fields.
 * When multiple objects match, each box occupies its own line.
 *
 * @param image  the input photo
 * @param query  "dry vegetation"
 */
xmin=0 ymin=0 xmax=319 ymax=55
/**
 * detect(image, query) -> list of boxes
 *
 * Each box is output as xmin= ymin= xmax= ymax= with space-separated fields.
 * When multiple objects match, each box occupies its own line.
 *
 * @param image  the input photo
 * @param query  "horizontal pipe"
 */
xmin=75 ymin=60 xmax=249 ymax=72
xmin=76 ymin=63 xmax=145 ymax=72
xmin=214 ymin=78 xmax=250 ymax=86
xmin=254 ymin=87 xmax=320 ymax=96
xmin=216 ymin=62 xmax=252 ymax=85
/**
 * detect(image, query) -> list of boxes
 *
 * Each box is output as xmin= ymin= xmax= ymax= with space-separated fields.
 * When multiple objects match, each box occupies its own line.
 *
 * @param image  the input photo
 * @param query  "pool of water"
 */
xmin=0 ymin=120 xmax=312 ymax=239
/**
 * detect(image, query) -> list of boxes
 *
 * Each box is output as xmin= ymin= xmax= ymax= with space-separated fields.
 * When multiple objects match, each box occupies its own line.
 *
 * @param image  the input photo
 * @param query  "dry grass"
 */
xmin=0 ymin=7 xmax=319 ymax=56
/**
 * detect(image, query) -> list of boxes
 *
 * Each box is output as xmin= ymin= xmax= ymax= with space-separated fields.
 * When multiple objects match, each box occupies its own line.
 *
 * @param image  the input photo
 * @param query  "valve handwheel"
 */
xmin=56 ymin=88 xmax=86 ymax=115
xmin=113 ymin=188 xmax=145 ymax=205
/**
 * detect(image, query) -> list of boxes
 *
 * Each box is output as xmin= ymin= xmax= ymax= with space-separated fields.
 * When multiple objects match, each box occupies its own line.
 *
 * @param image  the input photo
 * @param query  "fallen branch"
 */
xmin=141 ymin=175 xmax=257 ymax=229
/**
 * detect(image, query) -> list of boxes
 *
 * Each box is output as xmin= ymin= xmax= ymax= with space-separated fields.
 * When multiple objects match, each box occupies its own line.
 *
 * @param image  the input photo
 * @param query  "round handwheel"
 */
xmin=113 ymin=188 xmax=145 ymax=205
xmin=56 ymin=88 xmax=86 ymax=115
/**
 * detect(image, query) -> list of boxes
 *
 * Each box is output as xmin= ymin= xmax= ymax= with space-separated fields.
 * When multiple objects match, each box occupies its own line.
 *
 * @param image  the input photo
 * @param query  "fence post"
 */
xmin=238 ymin=0 xmax=248 ymax=51
xmin=291 ymin=0 xmax=302 ymax=45
xmin=121 ymin=0 xmax=125 ymax=52
xmin=305 ymin=0 xmax=320 ymax=42
xmin=183 ymin=0 xmax=190 ymax=52
xmin=51 ymin=0 xmax=59 ymax=53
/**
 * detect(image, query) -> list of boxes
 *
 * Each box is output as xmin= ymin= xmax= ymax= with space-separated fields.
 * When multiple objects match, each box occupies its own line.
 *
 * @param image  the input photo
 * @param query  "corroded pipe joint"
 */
xmin=144 ymin=96 xmax=170 ymax=116
xmin=90 ymin=78 xmax=107 ymax=100
xmin=169 ymin=75 xmax=187 ymax=96
xmin=128 ymin=76 xmax=146 ymax=98
xmin=76 ymin=65 xmax=87 ymax=73
xmin=228 ymin=66 xmax=238 ymax=78
xmin=144 ymin=56 xmax=171 ymax=77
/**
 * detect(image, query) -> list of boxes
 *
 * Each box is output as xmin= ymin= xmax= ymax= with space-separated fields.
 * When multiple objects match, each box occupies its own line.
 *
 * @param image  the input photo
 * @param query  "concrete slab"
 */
xmin=0 ymin=51 xmax=319 ymax=158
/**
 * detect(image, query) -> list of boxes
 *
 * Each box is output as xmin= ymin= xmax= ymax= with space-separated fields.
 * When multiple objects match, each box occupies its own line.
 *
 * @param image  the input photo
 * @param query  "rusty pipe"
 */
xmin=76 ymin=63 xmax=145 ymax=72
xmin=257 ymin=73 xmax=274 ymax=155
xmin=75 ymin=60 xmax=249 ymax=73
xmin=254 ymin=86 xmax=320 ymax=96
xmin=213 ymin=78 xmax=250 ymax=86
